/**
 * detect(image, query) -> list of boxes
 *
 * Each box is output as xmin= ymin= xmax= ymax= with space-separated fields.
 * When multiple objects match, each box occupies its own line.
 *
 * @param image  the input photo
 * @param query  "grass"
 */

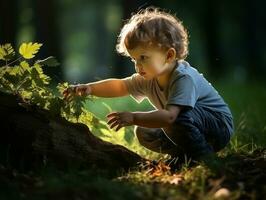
xmin=1 ymin=81 xmax=266 ymax=199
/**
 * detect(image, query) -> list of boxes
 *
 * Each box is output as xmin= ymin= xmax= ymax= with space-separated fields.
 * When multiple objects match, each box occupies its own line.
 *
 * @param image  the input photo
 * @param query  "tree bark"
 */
xmin=0 ymin=91 xmax=143 ymax=172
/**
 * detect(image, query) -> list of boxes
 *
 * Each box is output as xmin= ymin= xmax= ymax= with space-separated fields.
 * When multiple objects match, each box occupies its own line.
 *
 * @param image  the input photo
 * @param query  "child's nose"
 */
xmin=135 ymin=63 xmax=143 ymax=72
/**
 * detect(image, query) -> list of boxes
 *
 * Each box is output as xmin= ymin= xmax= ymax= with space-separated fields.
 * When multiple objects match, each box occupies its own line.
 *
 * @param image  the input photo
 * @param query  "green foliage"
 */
xmin=19 ymin=42 xmax=42 ymax=59
xmin=0 ymin=42 xmax=93 ymax=123
xmin=0 ymin=43 xmax=15 ymax=61
xmin=57 ymin=82 xmax=91 ymax=120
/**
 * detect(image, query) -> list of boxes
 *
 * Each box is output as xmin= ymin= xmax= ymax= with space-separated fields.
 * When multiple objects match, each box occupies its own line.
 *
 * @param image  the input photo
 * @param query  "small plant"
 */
xmin=0 ymin=42 xmax=93 ymax=121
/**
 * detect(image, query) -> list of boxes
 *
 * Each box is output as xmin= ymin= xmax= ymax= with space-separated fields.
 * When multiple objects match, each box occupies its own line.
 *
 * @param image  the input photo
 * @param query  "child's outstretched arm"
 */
xmin=88 ymin=79 xmax=129 ymax=97
xmin=63 ymin=79 xmax=129 ymax=100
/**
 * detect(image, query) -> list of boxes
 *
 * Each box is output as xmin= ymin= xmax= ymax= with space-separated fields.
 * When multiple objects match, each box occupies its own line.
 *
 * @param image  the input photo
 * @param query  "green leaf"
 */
xmin=35 ymin=56 xmax=60 ymax=67
xmin=71 ymin=97 xmax=85 ymax=120
xmin=19 ymin=42 xmax=42 ymax=59
xmin=0 ymin=43 xmax=15 ymax=61
xmin=0 ymin=75 xmax=15 ymax=92
xmin=31 ymin=89 xmax=47 ymax=107
xmin=9 ymin=66 xmax=20 ymax=75
xmin=20 ymin=90 xmax=32 ymax=99
xmin=19 ymin=77 xmax=32 ymax=89
xmin=49 ymin=97 xmax=64 ymax=116
xmin=31 ymin=64 xmax=51 ymax=85
xmin=0 ymin=66 xmax=12 ymax=76
xmin=3 ymin=72 xmax=19 ymax=86
xmin=20 ymin=61 xmax=31 ymax=72
xmin=16 ymin=61 xmax=31 ymax=77
xmin=3 ymin=63 xmax=31 ymax=91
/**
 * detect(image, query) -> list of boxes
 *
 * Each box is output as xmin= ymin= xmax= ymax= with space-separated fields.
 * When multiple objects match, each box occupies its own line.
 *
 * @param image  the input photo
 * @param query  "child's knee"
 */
xmin=134 ymin=126 xmax=154 ymax=146
xmin=134 ymin=126 xmax=148 ymax=146
xmin=166 ymin=121 xmax=193 ymax=143
xmin=134 ymin=126 xmax=163 ymax=147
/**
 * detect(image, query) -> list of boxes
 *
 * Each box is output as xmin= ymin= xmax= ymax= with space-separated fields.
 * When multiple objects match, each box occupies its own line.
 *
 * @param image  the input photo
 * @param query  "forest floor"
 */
xmin=0 ymin=147 xmax=265 ymax=200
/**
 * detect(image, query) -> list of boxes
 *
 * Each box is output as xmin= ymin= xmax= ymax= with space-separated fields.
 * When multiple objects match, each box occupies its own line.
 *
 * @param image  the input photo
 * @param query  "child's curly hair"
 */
xmin=116 ymin=7 xmax=189 ymax=61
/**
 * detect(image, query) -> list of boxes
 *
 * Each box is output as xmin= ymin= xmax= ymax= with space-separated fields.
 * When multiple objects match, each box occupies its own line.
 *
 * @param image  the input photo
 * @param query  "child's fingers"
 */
xmin=109 ymin=120 xmax=120 ymax=129
xmin=107 ymin=116 xmax=124 ymax=129
xmin=62 ymin=87 xmax=73 ymax=97
xmin=110 ymin=121 xmax=122 ymax=131
xmin=63 ymin=88 xmax=71 ymax=97
xmin=107 ymin=117 xmax=118 ymax=125
xmin=115 ymin=124 xmax=123 ymax=131
xmin=64 ymin=94 xmax=72 ymax=102
xmin=62 ymin=91 xmax=69 ymax=99
xmin=63 ymin=89 xmax=71 ymax=96
xmin=106 ymin=112 xmax=126 ymax=131
xmin=64 ymin=91 xmax=75 ymax=102
xmin=81 ymin=87 xmax=87 ymax=93
xmin=62 ymin=92 xmax=69 ymax=100
xmin=106 ymin=112 xmax=118 ymax=118
xmin=76 ymin=87 xmax=87 ymax=96
xmin=62 ymin=86 xmax=81 ymax=101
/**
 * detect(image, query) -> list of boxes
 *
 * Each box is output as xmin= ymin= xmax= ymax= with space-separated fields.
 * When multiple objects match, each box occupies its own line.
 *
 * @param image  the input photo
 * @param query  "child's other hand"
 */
xmin=106 ymin=112 xmax=134 ymax=131
xmin=62 ymin=84 xmax=91 ymax=101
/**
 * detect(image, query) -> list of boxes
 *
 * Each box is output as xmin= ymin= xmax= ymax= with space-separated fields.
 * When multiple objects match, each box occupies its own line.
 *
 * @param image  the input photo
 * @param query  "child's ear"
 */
xmin=166 ymin=48 xmax=176 ymax=62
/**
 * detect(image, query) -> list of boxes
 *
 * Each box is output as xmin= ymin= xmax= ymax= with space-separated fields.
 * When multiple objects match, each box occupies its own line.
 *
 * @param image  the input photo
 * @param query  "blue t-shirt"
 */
xmin=123 ymin=60 xmax=233 ymax=118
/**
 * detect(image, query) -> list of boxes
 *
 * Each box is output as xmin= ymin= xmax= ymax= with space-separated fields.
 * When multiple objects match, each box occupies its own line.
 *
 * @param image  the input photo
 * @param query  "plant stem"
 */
xmin=16 ymin=76 xmax=30 ymax=92
xmin=7 ymin=56 xmax=23 ymax=66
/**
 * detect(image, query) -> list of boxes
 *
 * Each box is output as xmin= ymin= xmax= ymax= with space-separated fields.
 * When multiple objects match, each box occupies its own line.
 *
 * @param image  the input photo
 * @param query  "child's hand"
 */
xmin=63 ymin=84 xmax=91 ymax=101
xmin=106 ymin=112 xmax=134 ymax=131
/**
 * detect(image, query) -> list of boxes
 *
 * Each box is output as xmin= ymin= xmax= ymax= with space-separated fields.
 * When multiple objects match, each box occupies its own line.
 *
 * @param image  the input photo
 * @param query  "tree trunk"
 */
xmin=0 ymin=0 xmax=18 ymax=45
xmin=0 ymin=91 xmax=143 ymax=172
xmin=33 ymin=0 xmax=63 ymax=83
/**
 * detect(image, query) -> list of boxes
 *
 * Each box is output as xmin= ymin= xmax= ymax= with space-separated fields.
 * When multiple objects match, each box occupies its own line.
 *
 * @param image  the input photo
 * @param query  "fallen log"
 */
xmin=0 ymin=91 xmax=143 ymax=172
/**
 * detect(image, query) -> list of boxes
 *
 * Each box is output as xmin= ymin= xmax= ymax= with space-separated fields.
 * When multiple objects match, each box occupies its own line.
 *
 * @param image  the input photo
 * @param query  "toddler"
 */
xmin=63 ymin=8 xmax=234 ymax=163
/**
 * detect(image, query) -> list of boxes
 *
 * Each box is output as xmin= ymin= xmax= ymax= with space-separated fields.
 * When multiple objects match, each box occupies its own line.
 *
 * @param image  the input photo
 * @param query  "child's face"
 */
xmin=127 ymin=45 xmax=173 ymax=80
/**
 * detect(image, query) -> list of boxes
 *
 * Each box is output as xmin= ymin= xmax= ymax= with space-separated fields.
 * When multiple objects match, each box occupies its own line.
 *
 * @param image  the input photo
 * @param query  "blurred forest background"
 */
xmin=1 ymin=0 xmax=266 ymax=83
xmin=1 ymin=0 xmax=266 ymax=147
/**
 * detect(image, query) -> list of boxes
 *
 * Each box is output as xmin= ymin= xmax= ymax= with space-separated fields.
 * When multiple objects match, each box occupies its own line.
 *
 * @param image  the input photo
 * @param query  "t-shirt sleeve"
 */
xmin=167 ymin=75 xmax=198 ymax=108
xmin=122 ymin=73 xmax=147 ymax=103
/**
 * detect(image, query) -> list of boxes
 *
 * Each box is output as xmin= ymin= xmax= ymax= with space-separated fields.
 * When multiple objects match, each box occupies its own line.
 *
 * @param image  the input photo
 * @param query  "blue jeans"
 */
xmin=135 ymin=103 xmax=234 ymax=160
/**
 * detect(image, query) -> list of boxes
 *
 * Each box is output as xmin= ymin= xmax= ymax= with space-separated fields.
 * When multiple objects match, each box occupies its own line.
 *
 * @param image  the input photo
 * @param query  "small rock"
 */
xmin=214 ymin=188 xmax=230 ymax=199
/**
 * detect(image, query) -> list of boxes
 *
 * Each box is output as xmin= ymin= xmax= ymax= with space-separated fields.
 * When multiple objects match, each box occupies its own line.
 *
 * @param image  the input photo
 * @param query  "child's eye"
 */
xmin=131 ymin=55 xmax=148 ymax=65
xmin=140 ymin=55 xmax=148 ymax=61
xmin=138 ymin=55 xmax=148 ymax=63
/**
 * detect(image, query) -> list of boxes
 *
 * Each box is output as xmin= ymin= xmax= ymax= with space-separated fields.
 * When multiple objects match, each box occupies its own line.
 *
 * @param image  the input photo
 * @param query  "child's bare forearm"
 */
xmin=133 ymin=109 xmax=176 ymax=128
xmin=88 ymin=79 xmax=128 ymax=97
xmin=106 ymin=105 xmax=181 ymax=131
